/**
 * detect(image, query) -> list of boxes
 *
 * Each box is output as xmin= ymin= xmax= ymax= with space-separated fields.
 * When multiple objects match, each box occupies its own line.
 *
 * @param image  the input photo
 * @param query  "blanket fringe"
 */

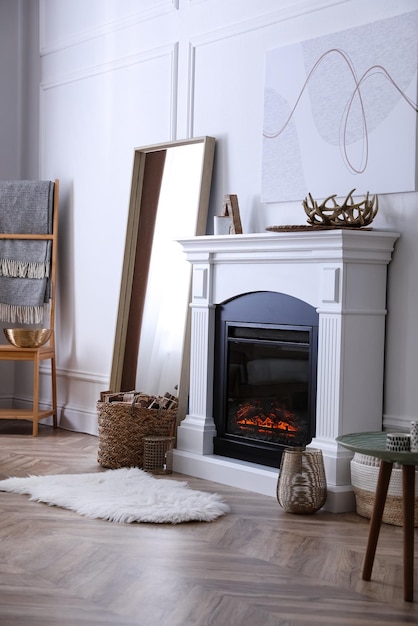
xmin=0 ymin=258 xmax=50 ymax=279
xmin=0 ymin=303 xmax=46 ymax=325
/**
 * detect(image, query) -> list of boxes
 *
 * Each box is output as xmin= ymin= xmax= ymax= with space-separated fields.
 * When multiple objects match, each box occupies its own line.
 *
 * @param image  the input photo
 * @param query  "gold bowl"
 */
xmin=3 ymin=328 xmax=52 ymax=348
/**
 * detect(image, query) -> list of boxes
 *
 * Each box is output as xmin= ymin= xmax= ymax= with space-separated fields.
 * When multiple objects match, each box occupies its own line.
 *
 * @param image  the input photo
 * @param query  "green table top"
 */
xmin=337 ymin=431 xmax=418 ymax=465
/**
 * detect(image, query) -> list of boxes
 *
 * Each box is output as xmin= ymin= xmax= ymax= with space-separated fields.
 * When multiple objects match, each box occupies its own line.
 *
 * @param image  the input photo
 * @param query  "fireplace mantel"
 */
xmin=173 ymin=230 xmax=399 ymax=512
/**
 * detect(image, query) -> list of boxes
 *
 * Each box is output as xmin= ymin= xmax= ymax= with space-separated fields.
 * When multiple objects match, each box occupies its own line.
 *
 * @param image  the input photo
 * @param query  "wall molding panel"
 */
xmin=186 ymin=0 xmax=352 ymax=136
xmin=40 ymin=0 xmax=179 ymax=56
xmin=189 ymin=0 xmax=351 ymax=49
xmin=40 ymin=44 xmax=179 ymax=91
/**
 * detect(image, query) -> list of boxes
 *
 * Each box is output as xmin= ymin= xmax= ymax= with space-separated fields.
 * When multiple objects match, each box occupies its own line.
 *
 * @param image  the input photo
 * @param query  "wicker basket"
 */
xmin=350 ymin=453 xmax=418 ymax=527
xmin=97 ymin=400 xmax=176 ymax=469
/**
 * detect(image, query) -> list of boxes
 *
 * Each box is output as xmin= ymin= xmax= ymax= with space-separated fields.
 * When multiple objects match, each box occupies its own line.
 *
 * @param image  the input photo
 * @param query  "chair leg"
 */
xmin=32 ymin=352 xmax=40 ymax=437
xmin=51 ymin=354 xmax=58 ymax=429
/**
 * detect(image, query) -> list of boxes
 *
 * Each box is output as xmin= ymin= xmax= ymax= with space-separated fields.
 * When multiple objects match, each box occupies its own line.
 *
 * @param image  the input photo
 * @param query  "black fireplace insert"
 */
xmin=213 ymin=291 xmax=318 ymax=468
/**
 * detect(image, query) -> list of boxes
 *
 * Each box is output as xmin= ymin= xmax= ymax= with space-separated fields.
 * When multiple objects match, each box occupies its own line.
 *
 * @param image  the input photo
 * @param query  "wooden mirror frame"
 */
xmin=110 ymin=137 xmax=215 ymax=408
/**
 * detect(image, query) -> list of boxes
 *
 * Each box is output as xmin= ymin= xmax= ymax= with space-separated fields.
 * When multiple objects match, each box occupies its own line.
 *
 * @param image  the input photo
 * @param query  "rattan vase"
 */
xmin=277 ymin=447 xmax=327 ymax=514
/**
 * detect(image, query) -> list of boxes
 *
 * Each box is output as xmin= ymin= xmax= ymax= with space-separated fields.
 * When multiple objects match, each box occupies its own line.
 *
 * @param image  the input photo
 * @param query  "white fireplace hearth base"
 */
xmin=173 ymin=449 xmax=356 ymax=512
xmin=172 ymin=230 xmax=399 ymax=512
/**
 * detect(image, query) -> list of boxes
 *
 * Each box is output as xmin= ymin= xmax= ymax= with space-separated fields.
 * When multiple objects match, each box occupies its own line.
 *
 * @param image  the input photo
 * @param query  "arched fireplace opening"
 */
xmin=213 ymin=291 xmax=319 ymax=468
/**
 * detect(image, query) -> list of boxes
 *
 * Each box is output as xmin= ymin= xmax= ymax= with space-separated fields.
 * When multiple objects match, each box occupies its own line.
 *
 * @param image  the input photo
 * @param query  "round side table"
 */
xmin=337 ymin=431 xmax=418 ymax=602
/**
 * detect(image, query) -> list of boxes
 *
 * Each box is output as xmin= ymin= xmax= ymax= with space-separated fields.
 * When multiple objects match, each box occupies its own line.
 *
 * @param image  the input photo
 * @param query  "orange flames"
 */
xmin=234 ymin=400 xmax=300 ymax=436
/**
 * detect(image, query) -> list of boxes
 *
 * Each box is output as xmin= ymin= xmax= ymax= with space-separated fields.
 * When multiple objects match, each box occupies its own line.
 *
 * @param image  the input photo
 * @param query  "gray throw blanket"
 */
xmin=0 ymin=180 xmax=54 ymax=324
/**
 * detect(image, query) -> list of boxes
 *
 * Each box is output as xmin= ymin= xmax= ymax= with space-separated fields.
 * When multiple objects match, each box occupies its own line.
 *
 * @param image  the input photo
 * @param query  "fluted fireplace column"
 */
xmin=176 ymin=260 xmax=217 ymax=454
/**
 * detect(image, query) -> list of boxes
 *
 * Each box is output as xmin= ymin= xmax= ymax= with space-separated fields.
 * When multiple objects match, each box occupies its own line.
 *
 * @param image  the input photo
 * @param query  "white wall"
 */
xmin=0 ymin=0 xmax=40 ymax=179
xmin=0 ymin=0 xmax=41 ymax=405
xmin=0 ymin=1 xmax=21 ymax=179
xmin=1 ymin=0 xmax=418 ymax=434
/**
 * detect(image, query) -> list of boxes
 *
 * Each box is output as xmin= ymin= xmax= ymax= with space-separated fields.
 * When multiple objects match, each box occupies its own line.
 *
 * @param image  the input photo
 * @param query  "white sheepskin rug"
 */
xmin=0 ymin=467 xmax=230 ymax=524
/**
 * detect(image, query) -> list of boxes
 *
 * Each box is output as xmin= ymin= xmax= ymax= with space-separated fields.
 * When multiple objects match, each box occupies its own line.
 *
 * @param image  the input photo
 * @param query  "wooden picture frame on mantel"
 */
xmin=222 ymin=194 xmax=243 ymax=234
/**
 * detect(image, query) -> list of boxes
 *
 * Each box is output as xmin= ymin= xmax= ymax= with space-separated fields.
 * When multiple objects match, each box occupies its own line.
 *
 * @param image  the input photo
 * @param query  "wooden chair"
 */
xmin=0 ymin=180 xmax=59 ymax=436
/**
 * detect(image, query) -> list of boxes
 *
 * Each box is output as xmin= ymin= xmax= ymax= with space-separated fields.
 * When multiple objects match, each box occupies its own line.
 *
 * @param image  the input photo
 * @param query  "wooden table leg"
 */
xmin=402 ymin=464 xmax=415 ymax=602
xmin=362 ymin=460 xmax=393 ymax=581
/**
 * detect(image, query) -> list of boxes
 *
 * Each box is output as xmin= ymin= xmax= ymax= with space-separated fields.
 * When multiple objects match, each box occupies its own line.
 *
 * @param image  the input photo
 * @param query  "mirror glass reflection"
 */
xmin=110 ymin=137 xmax=215 ymax=413
xmin=136 ymin=143 xmax=209 ymax=394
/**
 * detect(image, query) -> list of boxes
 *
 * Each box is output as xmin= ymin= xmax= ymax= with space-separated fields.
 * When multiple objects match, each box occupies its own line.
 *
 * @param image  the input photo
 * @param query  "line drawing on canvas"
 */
xmin=262 ymin=11 xmax=418 ymax=203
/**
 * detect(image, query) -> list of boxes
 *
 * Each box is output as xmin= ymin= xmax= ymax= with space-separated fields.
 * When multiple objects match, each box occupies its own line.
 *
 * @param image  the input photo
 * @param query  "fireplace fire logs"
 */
xmin=235 ymin=399 xmax=298 ymax=432
xmin=229 ymin=397 xmax=308 ymax=447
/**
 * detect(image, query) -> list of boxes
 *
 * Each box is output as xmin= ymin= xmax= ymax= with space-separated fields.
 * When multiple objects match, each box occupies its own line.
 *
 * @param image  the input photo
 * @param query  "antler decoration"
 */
xmin=302 ymin=189 xmax=379 ymax=227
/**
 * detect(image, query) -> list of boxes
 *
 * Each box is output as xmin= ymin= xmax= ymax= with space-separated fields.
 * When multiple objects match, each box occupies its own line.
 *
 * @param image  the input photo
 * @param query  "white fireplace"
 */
xmin=172 ymin=229 xmax=399 ymax=512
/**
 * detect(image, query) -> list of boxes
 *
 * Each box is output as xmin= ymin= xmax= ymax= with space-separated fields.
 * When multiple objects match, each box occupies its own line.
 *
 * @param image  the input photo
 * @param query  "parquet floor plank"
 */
xmin=0 ymin=422 xmax=417 ymax=625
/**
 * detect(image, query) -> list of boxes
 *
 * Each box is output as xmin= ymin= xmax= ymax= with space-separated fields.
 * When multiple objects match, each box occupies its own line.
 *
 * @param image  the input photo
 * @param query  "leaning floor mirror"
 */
xmin=110 ymin=136 xmax=215 ymax=419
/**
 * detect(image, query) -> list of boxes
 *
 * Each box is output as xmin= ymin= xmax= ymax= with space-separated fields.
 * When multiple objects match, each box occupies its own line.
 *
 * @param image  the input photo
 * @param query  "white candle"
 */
xmin=214 ymin=216 xmax=233 ymax=235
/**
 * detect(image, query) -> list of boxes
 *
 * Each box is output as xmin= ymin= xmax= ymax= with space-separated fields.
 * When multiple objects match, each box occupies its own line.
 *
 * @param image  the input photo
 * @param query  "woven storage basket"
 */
xmin=350 ymin=453 xmax=418 ymax=527
xmin=97 ymin=400 xmax=176 ymax=469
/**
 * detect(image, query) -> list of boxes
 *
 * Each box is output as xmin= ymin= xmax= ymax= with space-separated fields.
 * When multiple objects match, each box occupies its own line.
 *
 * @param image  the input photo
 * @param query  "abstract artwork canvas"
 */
xmin=261 ymin=11 xmax=418 ymax=203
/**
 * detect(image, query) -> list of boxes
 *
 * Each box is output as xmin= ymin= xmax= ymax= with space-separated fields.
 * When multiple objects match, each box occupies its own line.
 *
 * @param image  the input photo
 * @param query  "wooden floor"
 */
xmin=0 ymin=422 xmax=417 ymax=626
